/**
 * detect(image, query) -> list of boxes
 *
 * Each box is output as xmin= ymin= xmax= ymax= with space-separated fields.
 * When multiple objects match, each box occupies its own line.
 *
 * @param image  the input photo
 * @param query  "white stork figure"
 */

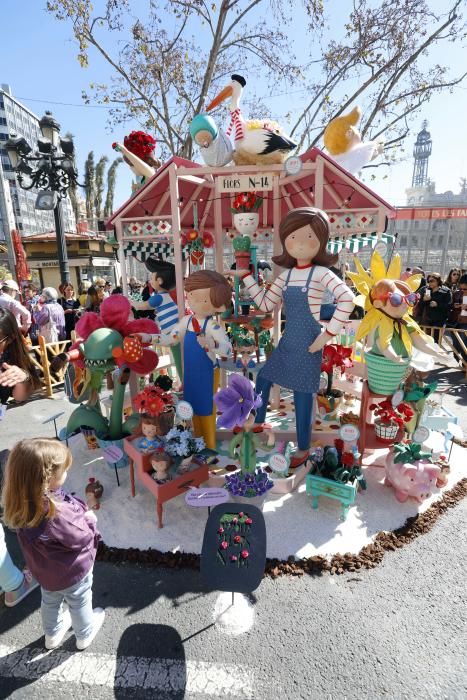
xmin=206 ymin=74 xmax=297 ymax=166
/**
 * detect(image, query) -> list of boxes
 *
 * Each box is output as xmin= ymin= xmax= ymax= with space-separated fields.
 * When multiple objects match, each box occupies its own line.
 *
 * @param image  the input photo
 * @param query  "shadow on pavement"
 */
xmin=114 ymin=623 xmax=186 ymax=699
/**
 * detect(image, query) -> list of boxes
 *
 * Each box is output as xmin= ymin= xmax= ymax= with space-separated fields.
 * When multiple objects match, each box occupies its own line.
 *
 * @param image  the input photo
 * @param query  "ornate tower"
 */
xmin=411 ymin=120 xmax=432 ymax=187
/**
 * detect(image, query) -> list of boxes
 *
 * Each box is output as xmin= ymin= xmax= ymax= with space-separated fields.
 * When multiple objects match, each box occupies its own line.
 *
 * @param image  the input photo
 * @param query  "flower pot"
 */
xmin=374 ymin=420 xmax=399 ymax=444
xmin=82 ymin=427 xmax=98 ymax=450
xmin=233 ymin=212 xmax=259 ymax=236
xmin=97 ymin=436 xmax=129 ymax=469
xmin=234 ymin=250 xmax=251 ymax=271
xmin=365 ymin=351 xmax=409 ymax=395
xmin=190 ymin=250 xmax=205 ymax=266
xmin=316 ymin=390 xmax=343 ymax=421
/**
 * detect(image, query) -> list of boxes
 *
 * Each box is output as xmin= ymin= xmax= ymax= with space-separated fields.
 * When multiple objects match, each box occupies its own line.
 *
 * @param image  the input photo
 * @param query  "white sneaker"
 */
xmin=76 ymin=608 xmax=105 ymax=650
xmin=45 ymin=609 xmax=72 ymax=650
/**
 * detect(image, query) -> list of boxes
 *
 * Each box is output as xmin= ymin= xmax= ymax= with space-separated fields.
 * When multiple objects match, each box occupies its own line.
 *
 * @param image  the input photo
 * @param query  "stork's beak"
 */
xmin=206 ymin=85 xmax=233 ymax=111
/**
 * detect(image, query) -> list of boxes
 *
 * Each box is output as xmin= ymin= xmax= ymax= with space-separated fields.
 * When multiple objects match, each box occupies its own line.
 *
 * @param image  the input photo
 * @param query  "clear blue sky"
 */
xmin=1 ymin=0 xmax=466 ymax=212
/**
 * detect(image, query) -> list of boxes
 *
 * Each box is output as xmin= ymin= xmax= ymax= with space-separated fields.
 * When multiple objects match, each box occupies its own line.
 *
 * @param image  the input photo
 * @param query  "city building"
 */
xmin=388 ymin=121 xmax=467 ymax=275
xmin=22 ymin=231 xmax=118 ymax=290
xmin=0 ymin=84 xmax=75 ymax=240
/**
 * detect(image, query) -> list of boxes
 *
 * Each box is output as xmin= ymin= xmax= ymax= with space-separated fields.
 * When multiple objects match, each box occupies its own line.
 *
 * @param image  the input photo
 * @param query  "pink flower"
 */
xmin=234 ymin=535 xmax=241 ymax=543
xmin=232 ymin=517 xmax=238 ymax=524
xmin=241 ymin=550 xmax=249 ymax=559
xmin=245 ymin=518 xmax=253 ymax=525
xmin=231 ymin=555 xmax=238 ymax=562
xmin=238 ymin=512 xmax=244 ymax=518
xmin=220 ymin=541 xmax=228 ymax=550
xmin=218 ymin=527 xmax=224 ymax=534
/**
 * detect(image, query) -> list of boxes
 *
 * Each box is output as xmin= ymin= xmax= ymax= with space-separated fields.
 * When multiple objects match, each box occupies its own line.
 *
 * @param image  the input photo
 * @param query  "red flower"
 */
xmin=218 ymin=527 xmax=224 ymax=534
xmin=231 ymin=192 xmax=263 ymax=213
xmin=334 ymin=438 xmax=344 ymax=452
xmin=321 ymin=344 xmax=353 ymax=376
xmin=220 ymin=541 xmax=228 ymax=550
xmin=202 ymin=231 xmax=214 ymax=248
xmin=123 ymin=131 xmax=157 ymax=162
xmin=186 ymin=229 xmax=198 ymax=241
xmin=72 ymin=296 xmax=159 ymax=375
xmin=238 ymin=512 xmax=244 ymax=518
xmin=245 ymin=518 xmax=252 ymax=525
xmin=342 ymin=452 xmax=355 ymax=467
xmin=240 ymin=550 xmax=249 ymax=559
xmin=234 ymin=535 xmax=241 ymax=543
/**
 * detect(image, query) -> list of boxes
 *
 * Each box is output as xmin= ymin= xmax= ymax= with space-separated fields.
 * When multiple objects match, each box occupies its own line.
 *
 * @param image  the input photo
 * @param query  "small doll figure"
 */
xmin=136 ymin=414 xmax=166 ymax=453
xmin=150 ymin=450 xmax=172 ymax=484
xmin=189 ymin=113 xmax=233 ymax=167
xmin=235 ymin=338 xmax=257 ymax=375
xmin=85 ymin=477 xmax=104 ymax=511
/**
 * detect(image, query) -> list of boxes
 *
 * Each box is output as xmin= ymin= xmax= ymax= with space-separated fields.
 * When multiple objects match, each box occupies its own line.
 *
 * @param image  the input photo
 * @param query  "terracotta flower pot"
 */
xmin=235 ymin=251 xmax=251 ymax=271
xmin=190 ymin=249 xmax=205 ymax=266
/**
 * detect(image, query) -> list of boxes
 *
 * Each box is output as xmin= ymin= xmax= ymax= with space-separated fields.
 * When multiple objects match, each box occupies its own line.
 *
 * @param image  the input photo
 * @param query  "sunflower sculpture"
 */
xmin=347 ymin=252 xmax=437 ymax=362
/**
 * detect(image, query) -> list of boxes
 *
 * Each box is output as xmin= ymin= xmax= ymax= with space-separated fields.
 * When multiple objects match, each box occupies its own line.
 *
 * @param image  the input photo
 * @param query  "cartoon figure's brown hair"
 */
xmin=184 ymin=270 xmax=232 ymax=309
xmin=272 ymin=207 xmax=338 ymax=269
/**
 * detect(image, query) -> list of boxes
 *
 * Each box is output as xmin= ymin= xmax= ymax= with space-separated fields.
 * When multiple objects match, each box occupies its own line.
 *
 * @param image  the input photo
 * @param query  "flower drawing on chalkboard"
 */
xmin=216 ymin=512 xmax=254 ymax=567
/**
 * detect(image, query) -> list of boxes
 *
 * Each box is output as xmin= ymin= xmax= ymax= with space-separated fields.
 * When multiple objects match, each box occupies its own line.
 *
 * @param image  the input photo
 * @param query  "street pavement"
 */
xmin=0 ymin=368 xmax=466 ymax=699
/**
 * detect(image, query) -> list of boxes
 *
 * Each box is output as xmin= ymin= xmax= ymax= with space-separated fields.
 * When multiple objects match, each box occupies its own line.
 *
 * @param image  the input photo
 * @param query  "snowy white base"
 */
xmin=213 ymin=593 xmax=255 ymax=636
xmin=64 ymin=434 xmax=466 ymax=561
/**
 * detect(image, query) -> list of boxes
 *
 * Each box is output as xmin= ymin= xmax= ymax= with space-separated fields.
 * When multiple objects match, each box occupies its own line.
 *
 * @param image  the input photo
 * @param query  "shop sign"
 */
xmin=218 ymin=173 xmax=273 ymax=192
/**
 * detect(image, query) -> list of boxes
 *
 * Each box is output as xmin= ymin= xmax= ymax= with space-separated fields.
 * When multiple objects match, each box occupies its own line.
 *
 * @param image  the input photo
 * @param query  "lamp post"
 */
xmin=6 ymin=111 xmax=80 ymax=285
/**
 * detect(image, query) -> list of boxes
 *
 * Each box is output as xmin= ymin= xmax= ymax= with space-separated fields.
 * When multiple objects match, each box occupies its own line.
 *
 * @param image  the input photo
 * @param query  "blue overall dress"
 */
xmin=183 ymin=317 xmax=214 ymax=416
xmin=255 ymin=266 xmax=323 ymax=450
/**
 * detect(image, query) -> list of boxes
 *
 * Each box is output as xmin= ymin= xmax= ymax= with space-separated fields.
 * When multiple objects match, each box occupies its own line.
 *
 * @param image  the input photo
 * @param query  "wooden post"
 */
xmin=270 ymin=173 xmax=282 ymax=410
xmin=314 ymin=156 xmax=324 ymax=209
xmin=38 ymin=335 xmax=54 ymax=399
xmin=214 ymin=175 xmax=224 ymax=274
xmin=169 ymin=163 xmax=185 ymax=321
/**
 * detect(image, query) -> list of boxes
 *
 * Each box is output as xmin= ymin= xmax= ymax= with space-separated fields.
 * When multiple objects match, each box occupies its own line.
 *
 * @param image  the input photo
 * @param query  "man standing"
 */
xmin=0 ymin=280 xmax=31 ymax=334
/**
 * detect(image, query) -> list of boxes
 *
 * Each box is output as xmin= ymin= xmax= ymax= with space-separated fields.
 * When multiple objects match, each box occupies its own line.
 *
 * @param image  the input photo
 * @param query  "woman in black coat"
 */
xmin=414 ymin=272 xmax=452 ymax=344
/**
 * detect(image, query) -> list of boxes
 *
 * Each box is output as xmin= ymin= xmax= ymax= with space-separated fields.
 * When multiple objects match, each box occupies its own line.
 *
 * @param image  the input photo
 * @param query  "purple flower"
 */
xmin=214 ymin=374 xmax=262 ymax=429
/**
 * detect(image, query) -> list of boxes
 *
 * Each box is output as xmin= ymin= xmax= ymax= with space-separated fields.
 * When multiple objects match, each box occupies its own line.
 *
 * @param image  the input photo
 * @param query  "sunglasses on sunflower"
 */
xmin=377 ymin=291 xmax=419 ymax=307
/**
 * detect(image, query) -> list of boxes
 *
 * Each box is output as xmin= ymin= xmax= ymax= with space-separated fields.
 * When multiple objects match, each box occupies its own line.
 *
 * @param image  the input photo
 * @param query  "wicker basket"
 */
xmin=374 ymin=420 xmax=399 ymax=443
xmin=365 ymin=352 xmax=409 ymax=395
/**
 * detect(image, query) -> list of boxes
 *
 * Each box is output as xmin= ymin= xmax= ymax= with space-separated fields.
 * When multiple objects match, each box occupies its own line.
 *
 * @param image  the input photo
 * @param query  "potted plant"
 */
xmin=232 ymin=233 xmax=252 ymax=271
xmin=317 ymin=343 xmax=353 ymax=420
xmin=369 ymin=398 xmax=414 ymax=444
xmin=185 ymin=230 xmax=215 ymax=268
xmin=214 ymin=374 xmax=273 ymax=505
xmin=258 ymin=329 xmax=274 ymax=358
xmin=164 ymin=426 xmax=207 ymax=472
xmin=306 ymin=440 xmax=366 ymax=520
xmin=231 ymin=192 xmax=263 ymax=238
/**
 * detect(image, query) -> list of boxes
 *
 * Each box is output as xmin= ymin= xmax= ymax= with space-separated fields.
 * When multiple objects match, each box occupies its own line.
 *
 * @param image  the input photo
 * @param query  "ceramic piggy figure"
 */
xmin=385 ymin=447 xmax=440 ymax=503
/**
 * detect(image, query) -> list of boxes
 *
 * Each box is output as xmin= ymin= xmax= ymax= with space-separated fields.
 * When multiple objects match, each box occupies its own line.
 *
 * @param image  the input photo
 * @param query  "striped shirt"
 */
xmin=148 ymin=292 xmax=179 ymax=333
xmin=225 ymin=108 xmax=246 ymax=141
xmin=243 ymin=265 xmax=355 ymax=336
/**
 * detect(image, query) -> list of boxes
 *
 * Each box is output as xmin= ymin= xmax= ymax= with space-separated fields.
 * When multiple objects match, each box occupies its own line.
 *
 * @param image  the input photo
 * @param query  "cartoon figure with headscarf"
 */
xmin=189 ymin=113 xmax=233 ymax=167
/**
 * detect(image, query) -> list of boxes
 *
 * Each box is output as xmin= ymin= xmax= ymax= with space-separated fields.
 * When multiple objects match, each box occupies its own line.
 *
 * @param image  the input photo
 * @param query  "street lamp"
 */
xmin=5 ymin=111 xmax=80 ymax=285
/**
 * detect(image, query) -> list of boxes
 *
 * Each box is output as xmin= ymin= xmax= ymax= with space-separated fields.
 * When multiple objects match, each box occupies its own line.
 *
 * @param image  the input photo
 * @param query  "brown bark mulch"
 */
xmin=96 ymin=477 xmax=467 ymax=578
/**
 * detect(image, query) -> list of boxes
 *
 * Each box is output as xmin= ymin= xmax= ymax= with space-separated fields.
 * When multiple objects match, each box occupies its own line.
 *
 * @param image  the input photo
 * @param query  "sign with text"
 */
xmin=218 ymin=173 xmax=273 ymax=193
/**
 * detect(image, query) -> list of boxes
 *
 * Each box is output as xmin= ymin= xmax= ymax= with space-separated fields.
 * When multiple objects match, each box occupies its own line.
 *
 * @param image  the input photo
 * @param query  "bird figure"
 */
xmin=206 ymin=74 xmax=297 ymax=166
xmin=323 ymin=106 xmax=384 ymax=174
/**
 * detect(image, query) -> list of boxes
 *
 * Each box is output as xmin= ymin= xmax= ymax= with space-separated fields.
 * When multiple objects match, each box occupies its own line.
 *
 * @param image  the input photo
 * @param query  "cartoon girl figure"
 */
xmin=144 ymin=271 xmax=232 ymax=449
xmin=237 ymin=207 xmax=355 ymax=467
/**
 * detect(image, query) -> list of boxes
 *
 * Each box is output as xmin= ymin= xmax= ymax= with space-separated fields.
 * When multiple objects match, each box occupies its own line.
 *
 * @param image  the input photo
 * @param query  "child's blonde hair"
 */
xmin=1 ymin=438 xmax=72 ymax=529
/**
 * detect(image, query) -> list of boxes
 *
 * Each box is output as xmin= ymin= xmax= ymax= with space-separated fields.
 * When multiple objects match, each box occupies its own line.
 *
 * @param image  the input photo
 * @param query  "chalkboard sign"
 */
xmin=201 ymin=503 xmax=266 ymax=594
